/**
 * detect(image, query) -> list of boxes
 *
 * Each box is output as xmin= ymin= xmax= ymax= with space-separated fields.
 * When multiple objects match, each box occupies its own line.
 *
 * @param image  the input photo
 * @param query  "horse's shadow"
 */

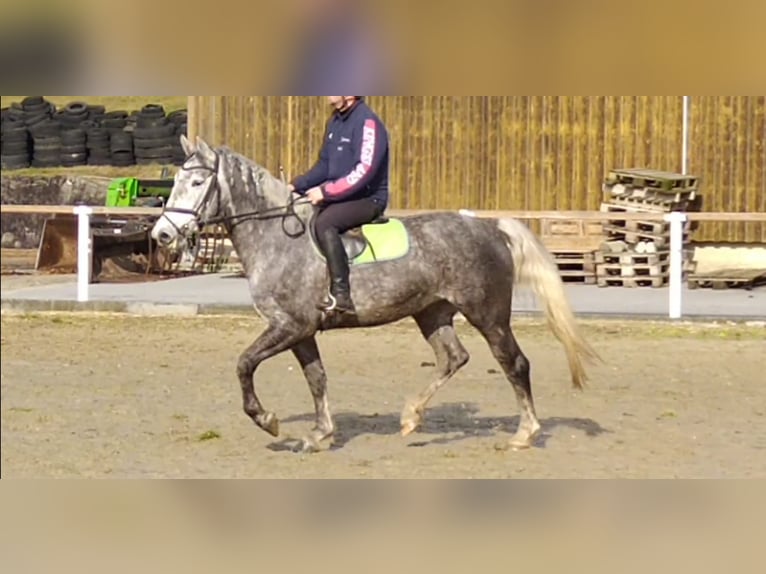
xmin=267 ymin=402 xmax=610 ymax=452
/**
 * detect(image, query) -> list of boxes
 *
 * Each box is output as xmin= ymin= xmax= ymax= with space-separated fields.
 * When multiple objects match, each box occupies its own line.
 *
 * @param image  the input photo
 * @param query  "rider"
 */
xmin=288 ymin=96 xmax=390 ymax=316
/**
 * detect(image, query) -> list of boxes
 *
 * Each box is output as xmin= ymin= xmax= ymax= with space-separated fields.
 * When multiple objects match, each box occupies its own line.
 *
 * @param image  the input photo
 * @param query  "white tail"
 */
xmin=497 ymin=218 xmax=601 ymax=389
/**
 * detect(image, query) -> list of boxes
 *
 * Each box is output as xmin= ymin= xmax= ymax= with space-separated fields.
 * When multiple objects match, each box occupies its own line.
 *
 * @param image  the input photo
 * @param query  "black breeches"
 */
xmin=314 ymin=197 xmax=385 ymax=244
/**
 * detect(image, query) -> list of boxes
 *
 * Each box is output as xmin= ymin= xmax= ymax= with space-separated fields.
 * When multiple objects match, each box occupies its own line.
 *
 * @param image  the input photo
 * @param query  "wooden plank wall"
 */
xmin=188 ymin=96 xmax=765 ymax=243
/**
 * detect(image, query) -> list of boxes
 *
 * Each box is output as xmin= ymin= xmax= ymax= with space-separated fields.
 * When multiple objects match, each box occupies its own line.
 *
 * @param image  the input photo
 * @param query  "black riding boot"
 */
xmin=317 ymin=229 xmax=355 ymax=315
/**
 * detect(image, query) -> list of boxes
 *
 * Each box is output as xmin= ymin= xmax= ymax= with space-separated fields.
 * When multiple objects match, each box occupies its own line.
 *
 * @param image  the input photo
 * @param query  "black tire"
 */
xmin=61 ymin=152 xmax=88 ymax=166
xmin=1 ymin=125 xmax=30 ymax=142
xmin=6 ymin=107 xmax=27 ymax=122
xmin=21 ymin=96 xmax=45 ymax=108
xmin=110 ymin=133 xmax=133 ymax=153
xmin=59 ymin=117 xmax=86 ymax=129
xmin=33 ymin=150 xmax=62 ymax=161
xmin=24 ymin=112 xmax=51 ymax=127
xmin=87 ymin=139 xmax=110 ymax=150
xmin=1 ymin=154 xmax=31 ymax=169
xmin=86 ymin=126 xmax=110 ymax=139
xmin=167 ymin=110 xmax=188 ymax=124
xmin=88 ymin=105 xmax=106 ymax=116
xmin=30 ymin=121 xmax=62 ymax=138
xmin=34 ymin=136 xmax=63 ymax=153
xmin=140 ymin=104 xmax=166 ymax=119
xmin=61 ymin=144 xmax=87 ymax=155
xmin=65 ymin=102 xmax=89 ymax=115
xmin=88 ymin=147 xmax=111 ymax=158
xmin=61 ymin=129 xmax=86 ymax=145
xmin=133 ymin=136 xmax=177 ymax=150
xmin=111 ymin=150 xmax=135 ymax=161
xmin=133 ymin=124 xmax=175 ymax=139
xmin=88 ymin=152 xmax=111 ymax=163
xmin=136 ymin=116 xmax=170 ymax=129
xmin=102 ymin=119 xmax=127 ymax=129
xmin=1 ymin=141 xmax=30 ymax=154
xmin=135 ymin=145 xmax=174 ymax=159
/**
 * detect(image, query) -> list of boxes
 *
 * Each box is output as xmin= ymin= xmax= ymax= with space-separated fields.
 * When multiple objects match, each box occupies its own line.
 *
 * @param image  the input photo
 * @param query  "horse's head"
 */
xmin=151 ymin=135 xmax=221 ymax=251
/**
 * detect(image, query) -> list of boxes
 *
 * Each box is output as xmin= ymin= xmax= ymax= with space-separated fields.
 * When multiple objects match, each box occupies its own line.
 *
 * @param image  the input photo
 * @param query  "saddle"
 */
xmin=309 ymin=211 xmax=390 ymax=261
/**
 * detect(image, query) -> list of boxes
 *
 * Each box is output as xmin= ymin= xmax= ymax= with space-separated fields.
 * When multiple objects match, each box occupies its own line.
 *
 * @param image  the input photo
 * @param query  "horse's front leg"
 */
xmin=292 ymin=337 xmax=335 ymax=453
xmin=238 ymin=324 xmax=302 ymax=437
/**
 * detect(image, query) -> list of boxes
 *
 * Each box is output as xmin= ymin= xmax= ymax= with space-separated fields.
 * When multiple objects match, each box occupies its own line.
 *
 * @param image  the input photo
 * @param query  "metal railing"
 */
xmin=3 ymin=204 xmax=765 ymax=318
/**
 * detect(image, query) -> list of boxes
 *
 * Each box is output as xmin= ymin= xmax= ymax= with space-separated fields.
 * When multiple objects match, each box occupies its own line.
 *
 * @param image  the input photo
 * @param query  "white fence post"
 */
xmin=682 ymin=96 xmax=691 ymax=175
xmin=665 ymin=212 xmax=688 ymax=319
xmin=74 ymin=205 xmax=93 ymax=302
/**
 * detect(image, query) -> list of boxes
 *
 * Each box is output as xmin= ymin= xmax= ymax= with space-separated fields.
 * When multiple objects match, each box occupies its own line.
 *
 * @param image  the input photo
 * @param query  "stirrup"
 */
xmin=318 ymin=293 xmax=339 ymax=313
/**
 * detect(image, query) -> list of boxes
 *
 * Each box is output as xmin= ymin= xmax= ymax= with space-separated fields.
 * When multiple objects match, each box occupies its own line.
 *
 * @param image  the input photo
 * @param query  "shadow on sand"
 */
xmin=266 ymin=402 xmax=610 ymax=453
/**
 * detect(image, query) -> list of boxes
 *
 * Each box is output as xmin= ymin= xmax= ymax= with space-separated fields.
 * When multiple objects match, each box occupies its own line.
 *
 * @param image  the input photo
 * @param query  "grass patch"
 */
xmin=1 ymin=96 xmax=187 ymax=113
xmin=197 ymin=430 xmax=222 ymax=442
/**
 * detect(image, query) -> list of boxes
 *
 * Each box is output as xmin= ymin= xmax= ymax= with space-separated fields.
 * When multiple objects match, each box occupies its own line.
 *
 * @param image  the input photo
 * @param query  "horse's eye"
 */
xmin=191 ymin=179 xmax=205 ymax=187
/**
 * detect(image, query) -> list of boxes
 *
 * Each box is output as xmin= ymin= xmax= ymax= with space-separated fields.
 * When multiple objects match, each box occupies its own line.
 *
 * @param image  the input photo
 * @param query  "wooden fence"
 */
xmin=188 ymin=96 xmax=765 ymax=243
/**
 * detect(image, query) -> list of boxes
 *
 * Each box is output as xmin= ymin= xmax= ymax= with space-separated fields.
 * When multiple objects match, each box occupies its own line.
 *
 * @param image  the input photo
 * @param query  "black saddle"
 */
xmin=309 ymin=211 xmax=389 ymax=261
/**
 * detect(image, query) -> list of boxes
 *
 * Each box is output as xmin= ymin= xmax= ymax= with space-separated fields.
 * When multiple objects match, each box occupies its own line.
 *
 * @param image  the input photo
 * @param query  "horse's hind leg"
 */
xmin=478 ymin=323 xmax=541 ymax=450
xmin=401 ymin=302 xmax=470 ymax=437
xmin=292 ymin=337 xmax=335 ymax=453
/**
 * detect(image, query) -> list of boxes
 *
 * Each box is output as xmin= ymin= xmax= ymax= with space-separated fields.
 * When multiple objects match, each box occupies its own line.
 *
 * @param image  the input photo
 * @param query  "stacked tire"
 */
xmin=84 ymin=125 xmax=111 ymax=166
xmin=132 ymin=105 xmax=176 ymax=166
xmin=29 ymin=120 xmax=63 ymax=168
xmin=1 ymin=97 xmax=188 ymax=170
xmin=167 ymin=110 xmax=188 ymax=164
xmin=110 ymin=130 xmax=135 ymax=167
xmin=1 ymin=96 xmax=56 ymax=169
xmin=60 ymin=127 xmax=88 ymax=167
xmin=1 ymin=120 xmax=32 ymax=169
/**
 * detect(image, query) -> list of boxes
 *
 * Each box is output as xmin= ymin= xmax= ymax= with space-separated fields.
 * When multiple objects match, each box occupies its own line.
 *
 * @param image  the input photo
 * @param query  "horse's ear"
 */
xmin=180 ymin=134 xmax=194 ymax=156
xmin=195 ymin=136 xmax=215 ymax=161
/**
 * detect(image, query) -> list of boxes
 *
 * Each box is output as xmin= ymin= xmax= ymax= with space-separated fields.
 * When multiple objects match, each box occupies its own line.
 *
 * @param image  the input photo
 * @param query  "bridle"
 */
xmin=160 ymin=150 xmax=312 ymax=242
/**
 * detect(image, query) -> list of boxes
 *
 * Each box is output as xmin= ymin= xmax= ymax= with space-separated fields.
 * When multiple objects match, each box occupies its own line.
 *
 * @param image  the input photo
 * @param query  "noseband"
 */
xmin=160 ymin=150 xmax=311 ymax=241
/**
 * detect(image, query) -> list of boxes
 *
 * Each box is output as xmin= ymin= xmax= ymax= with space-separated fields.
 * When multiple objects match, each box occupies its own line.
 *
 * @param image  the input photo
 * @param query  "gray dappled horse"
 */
xmin=152 ymin=135 xmax=600 ymax=453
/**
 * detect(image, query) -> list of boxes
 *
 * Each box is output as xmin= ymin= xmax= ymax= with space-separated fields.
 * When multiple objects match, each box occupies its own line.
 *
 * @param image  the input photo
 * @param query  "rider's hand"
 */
xmin=307 ymin=187 xmax=324 ymax=205
xmin=287 ymin=183 xmax=296 ymax=194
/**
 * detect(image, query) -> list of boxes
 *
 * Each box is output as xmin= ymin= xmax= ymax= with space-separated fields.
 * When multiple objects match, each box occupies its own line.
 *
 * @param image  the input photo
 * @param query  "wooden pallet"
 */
xmin=542 ymin=219 xmax=604 ymax=239
xmin=604 ymin=194 xmax=695 ymax=212
xmin=600 ymin=203 xmax=693 ymax=235
xmin=687 ymin=268 xmax=766 ymax=291
xmin=597 ymin=262 xmax=670 ymax=279
xmin=552 ymin=250 xmax=597 ymax=284
xmin=605 ymin=169 xmax=700 ymax=193
xmin=595 ymin=251 xmax=670 ymax=266
xmin=597 ymin=276 xmax=668 ymax=288
xmin=602 ymin=224 xmax=689 ymax=249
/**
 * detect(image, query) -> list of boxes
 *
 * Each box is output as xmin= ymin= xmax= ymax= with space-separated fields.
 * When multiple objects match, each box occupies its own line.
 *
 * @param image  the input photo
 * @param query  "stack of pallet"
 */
xmin=541 ymin=219 xmax=604 ymax=285
xmin=596 ymin=169 xmax=700 ymax=288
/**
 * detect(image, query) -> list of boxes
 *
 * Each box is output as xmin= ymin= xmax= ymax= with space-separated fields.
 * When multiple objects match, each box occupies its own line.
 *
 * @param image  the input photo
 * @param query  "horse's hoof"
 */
xmin=401 ymin=421 xmax=419 ymax=438
xmin=260 ymin=413 xmax=280 ymax=438
xmin=507 ymin=429 xmax=541 ymax=451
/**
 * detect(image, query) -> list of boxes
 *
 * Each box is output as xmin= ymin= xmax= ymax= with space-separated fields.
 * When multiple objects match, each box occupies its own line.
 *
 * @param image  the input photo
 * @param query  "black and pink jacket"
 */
xmin=292 ymin=100 xmax=389 ymax=207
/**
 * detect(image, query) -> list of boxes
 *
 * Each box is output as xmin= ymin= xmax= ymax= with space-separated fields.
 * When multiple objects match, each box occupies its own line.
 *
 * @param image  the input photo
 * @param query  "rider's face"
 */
xmin=327 ymin=96 xmax=356 ymax=111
